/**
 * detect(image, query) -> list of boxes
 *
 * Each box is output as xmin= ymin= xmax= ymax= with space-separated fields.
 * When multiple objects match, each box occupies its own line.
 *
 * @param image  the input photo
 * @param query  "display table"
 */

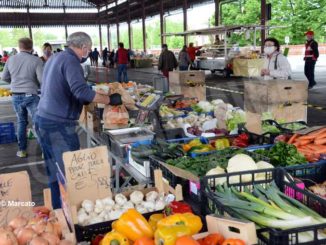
xmin=232 ymin=58 xmax=264 ymax=77
xmin=79 ymin=124 xmax=151 ymax=192
xmin=131 ymin=58 xmax=153 ymax=68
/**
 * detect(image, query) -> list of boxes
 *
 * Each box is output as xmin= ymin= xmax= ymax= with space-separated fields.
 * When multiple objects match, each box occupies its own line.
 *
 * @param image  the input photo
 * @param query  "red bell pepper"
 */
xmin=164 ymin=201 xmax=192 ymax=216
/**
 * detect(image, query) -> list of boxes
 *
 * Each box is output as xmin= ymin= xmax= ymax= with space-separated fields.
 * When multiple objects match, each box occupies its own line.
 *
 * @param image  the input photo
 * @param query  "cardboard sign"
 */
xmin=62 ymin=146 xmax=112 ymax=207
xmin=0 ymin=171 xmax=33 ymax=226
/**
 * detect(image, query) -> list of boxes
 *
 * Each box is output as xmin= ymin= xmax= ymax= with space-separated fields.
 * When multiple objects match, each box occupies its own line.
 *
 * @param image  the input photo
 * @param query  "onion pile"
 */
xmin=0 ymin=207 xmax=74 ymax=245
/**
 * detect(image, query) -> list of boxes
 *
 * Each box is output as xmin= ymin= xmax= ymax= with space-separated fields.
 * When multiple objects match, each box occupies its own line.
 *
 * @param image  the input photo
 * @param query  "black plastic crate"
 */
xmin=150 ymin=148 xmax=270 ymax=203
xmin=0 ymin=122 xmax=16 ymax=144
xmin=74 ymin=210 xmax=160 ymax=242
xmin=201 ymin=168 xmax=326 ymax=245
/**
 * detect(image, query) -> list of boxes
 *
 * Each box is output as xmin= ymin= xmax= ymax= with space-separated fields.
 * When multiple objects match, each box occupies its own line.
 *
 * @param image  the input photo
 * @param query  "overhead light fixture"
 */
xmin=129 ymin=1 xmax=138 ymax=6
xmin=107 ymin=11 xmax=113 ymax=15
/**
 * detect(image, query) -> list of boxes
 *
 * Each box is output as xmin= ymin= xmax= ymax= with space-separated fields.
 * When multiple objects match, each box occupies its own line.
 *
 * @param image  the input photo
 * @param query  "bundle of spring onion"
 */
xmin=210 ymin=182 xmax=326 ymax=243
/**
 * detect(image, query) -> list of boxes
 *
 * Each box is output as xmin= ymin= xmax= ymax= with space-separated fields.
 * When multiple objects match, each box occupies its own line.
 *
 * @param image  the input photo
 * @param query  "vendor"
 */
xmin=35 ymin=32 xmax=112 ymax=209
xmin=187 ymin=43 xmax=202 ymax=63
xmin=261 ymin=38 xmax=292 ymax=80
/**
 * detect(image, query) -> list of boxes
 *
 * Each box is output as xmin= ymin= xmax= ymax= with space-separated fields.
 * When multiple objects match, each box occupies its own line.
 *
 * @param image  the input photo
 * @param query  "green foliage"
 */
xmin=210 ymin=0 xmax=326 ymax=45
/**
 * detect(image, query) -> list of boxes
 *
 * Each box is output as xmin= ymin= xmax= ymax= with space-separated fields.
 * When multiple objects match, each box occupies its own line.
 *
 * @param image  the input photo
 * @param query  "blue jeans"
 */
xmin=117 ymin=64 xmax=128 ymax=82
xmin=35 ymin=116 xmax=80 ymax=209
xmin=179 ymin=66 xmax=189 ymax=71
xmin=12 ymin=94 xmax=39 ymax=151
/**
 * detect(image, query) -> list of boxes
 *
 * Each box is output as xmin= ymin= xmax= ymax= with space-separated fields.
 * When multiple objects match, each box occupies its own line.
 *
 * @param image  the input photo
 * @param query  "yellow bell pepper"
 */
xmin=157 ymin=213 xmax=202 ymax=235
xmin=100 ymin=231 xmax=129 ymax=245
xmin=148 ymin=213 xmax=164 ymax=231
xmin=154 ymin=225 xmax=191 ymax=245
xmin=112 ymin=209 xmax=153 ymax=241
xmin=188 ymin=139 xmax=202 ymax=147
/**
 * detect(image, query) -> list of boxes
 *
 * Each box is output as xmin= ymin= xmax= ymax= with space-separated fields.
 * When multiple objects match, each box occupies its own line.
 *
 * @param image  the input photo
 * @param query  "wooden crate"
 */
xmin=244 ymin=80 xmax=308 ymax=104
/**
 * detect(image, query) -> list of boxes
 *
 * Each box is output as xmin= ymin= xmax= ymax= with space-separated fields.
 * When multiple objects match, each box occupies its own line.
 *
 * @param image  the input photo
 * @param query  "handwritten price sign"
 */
xmin=0 ymin=171 xmax=33 ymax=226
xmin=63 ymin=146 xmax=112 ymax=207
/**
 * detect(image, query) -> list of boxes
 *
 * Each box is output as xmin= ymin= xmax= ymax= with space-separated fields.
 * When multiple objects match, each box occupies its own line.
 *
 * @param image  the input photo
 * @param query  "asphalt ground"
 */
xmin=0 ymin=55 xmax=325 ymax=205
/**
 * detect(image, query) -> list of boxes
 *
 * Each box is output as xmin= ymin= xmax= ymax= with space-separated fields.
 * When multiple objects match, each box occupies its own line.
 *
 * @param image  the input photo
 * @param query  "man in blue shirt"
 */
xmin=35 ymin=32 xmax=111 ymax=209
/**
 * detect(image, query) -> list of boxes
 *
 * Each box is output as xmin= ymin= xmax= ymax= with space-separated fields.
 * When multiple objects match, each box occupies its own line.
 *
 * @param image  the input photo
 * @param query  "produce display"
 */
xmin=287 ymin=127 xmax=326 ymax=162
xmin=254 ymin=142 xmax=307 ymax=167
xmin=0 ymin=206 xmax=73 ymax=245
xmin=91 ymin=208 xmax=245 ymax=245
xmin=166 ymin=148 xmax=273 ymax=182
xmin=159 ymin=105 xmax=185 ymax=117
xmin=309 ymin=181 xmax=326 ymax=199
xmin=130 ymin=140 xmax=185 ymax=163
xmin=77 ymin=190 xmax=167 ymax=226
xmin=173 ymin=98 xmax=198 ymax=109
xmin=0 ymin=87 xmax=12 ymax=97
xmin=210 ymin=182 xmax=326 ymax=243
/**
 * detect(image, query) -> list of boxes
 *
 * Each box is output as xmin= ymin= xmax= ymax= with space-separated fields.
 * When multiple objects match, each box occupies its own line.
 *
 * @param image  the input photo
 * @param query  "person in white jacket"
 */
xmin=261 ymin=38 xmax=292 ymax=80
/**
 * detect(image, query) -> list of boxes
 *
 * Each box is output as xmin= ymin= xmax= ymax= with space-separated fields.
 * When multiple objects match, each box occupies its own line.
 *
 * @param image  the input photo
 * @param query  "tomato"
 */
xmin=176 ymin=235 xmax=200 ymax=245
xmin=221 ymin=238 xmax=246 ymax=245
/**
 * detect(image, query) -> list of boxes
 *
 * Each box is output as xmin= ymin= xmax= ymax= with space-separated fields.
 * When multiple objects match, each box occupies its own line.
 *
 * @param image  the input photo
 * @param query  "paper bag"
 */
xmin=103 ymin=105 xmax=129 ymax=129
xmin=109 ymin=82 xmax=137 ymax=110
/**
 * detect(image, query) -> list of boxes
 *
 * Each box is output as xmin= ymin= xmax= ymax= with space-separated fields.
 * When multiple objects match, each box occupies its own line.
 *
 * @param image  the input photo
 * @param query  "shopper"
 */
xmin=109 ymin=49 xmax=115 ymax=68
xmin=40 ymin=42 xmax=53 ymax=63
xmin=187 ymin=42 xmax=202 ymax=68
xmin=304 ymin=31 xmax=319 ymax=89
xmin=261 ymin=37 xmax=292 ymax=80
xmin=92 ymin=48 xmax=100 ymax=66
xmin=102 ymin=47 xmax=108 ymax=66
xmin=115 ymin=42 xmax=130 ymax=82
xmin=178 ymin=45 xmax=191 ymax=71
xmin=35 ymin=32 xmax=112 ymax=209
xmin=1 ymin=51 xmax=9 ymax=63
xmin=158 ymin=44 xmax=178 ymax=79
xmin=1 ymin=38 xmax=43 ymax=158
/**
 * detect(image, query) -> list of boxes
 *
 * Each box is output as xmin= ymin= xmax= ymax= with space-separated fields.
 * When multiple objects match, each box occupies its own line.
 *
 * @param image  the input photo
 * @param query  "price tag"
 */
xmin=0 ymin=171 xmax=33 ymax=226
xmin=63 ymin=146 xmax=112 ymax=208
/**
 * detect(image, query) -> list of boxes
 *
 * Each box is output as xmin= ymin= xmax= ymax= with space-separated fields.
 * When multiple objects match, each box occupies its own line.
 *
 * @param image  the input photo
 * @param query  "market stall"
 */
xmin=2 ymin=73 xmax=326 ymax=245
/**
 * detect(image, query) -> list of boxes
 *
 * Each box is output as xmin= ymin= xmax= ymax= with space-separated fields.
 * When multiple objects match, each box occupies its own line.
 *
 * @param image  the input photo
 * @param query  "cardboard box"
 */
xmin=193 ymin=215 xmax=257 ymax=245
xmin=245 ymin=104 xmax=307 ymax=134
xmin=244 ymin=80 xmax=308 ymax=104
xmin=169 ymin=71 xmax=206 ymax=101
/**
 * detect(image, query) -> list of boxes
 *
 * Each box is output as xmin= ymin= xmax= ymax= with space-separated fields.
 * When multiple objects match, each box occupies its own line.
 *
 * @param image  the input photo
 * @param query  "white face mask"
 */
xmin=264 ymin=46 xmax=276 ymax=55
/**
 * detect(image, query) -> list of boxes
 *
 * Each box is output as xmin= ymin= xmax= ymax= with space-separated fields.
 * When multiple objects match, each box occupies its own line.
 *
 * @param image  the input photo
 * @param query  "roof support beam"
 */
xmin=142 ymin=0 xmax=146 ymax=53
xmin=63 ymin=4 xmax=68 ymax=41
xmin=116 ymin=0 xmax=120 ymax=44
xmin=106 ymin=4 xmax=111 ymax=50
xmin=27 ymin=5 xmax=32 ymax=40
xmin=214 ymin=0 xmax=219 ymax=26
xmin=160 ymin=0 xmax=164 ymax=46
xmin=98 ymin=9 xmax=103 ymax=52
xmin=261 ymin=0 xmax=266 ymax=52
xmin=183 ymin=0 xmax=188 ymax=45
xmin=127 ymin=0 xmax=132 ymax=49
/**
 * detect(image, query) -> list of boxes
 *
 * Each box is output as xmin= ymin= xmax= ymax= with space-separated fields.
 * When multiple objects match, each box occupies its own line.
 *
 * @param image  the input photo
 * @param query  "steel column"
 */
xmin=27 ymin=6 xmax=32 ymax=40
xmin=116 ymin=0 xmax=120 ymax=44
xmin=141 ymin=0 xmax=146 ymax=53
xmin=160 ymin=0 xmax=164 ymax=45
xmin=127 ymin=0 xmax=132 ymax=49
xmin=183 ymin=0 xmax=188 ymax=45
xmin=142 ymin=0 xmax=146 ymax=53
xmin=214 ymin=0 xmax=220 ymax=26
xmin=106 ymin=4 xmax=110 ymax=50
xmin=63 ymin=5 xmax=68 ymax=41
xmin=261 ymin=0 xmax=266 ymax=52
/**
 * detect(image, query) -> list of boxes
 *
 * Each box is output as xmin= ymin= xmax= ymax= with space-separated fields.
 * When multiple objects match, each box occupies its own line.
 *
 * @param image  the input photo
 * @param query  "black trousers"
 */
xmin=304 ymin=60 xmax=316 ymax=87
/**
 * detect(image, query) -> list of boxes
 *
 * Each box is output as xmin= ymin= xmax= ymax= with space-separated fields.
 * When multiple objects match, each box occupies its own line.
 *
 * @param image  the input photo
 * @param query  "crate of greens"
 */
xmin=201 ymin=168 xmax=326 ymax=245
xmin=150 ymin=147 xmax=271 ymax=202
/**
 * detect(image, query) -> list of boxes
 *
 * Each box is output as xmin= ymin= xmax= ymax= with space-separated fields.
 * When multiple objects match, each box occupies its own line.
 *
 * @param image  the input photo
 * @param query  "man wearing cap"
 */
xmin=304 ymin=31 xmax=319 ymax=89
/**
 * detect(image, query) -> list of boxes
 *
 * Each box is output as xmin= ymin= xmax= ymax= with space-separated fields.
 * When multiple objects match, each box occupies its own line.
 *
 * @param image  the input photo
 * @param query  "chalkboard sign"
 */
xmin=0 ymin=171 xmax=33 ymax=226
xmin=62 ymin=146 xmax=112 ymax=208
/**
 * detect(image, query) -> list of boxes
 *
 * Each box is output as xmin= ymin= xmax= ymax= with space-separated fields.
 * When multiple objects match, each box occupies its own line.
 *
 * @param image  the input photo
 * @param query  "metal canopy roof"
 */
xmin=0 ymin=0 xmax=213 ymax=27
xmin=0 ymin=0 xmax=98 ymax=9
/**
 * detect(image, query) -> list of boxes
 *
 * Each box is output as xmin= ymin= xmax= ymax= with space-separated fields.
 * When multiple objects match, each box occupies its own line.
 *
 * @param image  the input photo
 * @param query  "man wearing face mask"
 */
xmin=304 ymin=31 xmax=319 ymax=89
xmin=35 ymin=32 xmax=114 ymax=209
xmin=40 ymin=42 xmax=53 ymax=63
xmin=261 ymin=37 xmax=292 ymax=80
